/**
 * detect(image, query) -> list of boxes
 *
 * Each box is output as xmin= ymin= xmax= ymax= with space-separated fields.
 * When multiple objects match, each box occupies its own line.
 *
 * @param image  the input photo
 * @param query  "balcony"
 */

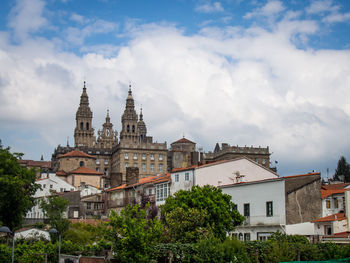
xmin=243 ymin=215 xmax=285 ymax=226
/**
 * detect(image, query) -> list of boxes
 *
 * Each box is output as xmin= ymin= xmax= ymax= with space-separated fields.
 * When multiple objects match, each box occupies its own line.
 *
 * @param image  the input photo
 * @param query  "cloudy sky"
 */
xmin=0 ymin=0 xmax=350 ymax=178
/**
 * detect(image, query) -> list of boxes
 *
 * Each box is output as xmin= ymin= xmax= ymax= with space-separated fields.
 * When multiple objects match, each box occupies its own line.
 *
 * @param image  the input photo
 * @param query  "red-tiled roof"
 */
xmin=322 ymin=183 xmax=350 ymax=190
xmin=56 ymin=170 xmax=67 ymax=176
xmin=172 ymin=165 xmax=197 ymax=172
xmin=19 ymin=160 xmax=51 ymax=168
xmin=106 ymin=173 xmax=171 ymax=192
xmin=171 ymin=137 xmax=195 ymax=145
xmin=312 ymin=213 xmax=346 ymax=223
xmin=58 ymin=150 xmax=95 ymax=159
xmin=321 ymin=188 xmax=349 ymax=199
xmin=69 ymin=167 xmax=103 ymax=175
xmin=330 ymin=231 xmax=350 ymax=238
xmin=283 ymin=172 xmax=321 ymax=179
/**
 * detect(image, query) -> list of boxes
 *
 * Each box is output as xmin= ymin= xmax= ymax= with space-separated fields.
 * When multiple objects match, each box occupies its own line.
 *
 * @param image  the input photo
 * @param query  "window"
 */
xmin=157 ymin=183 xmax=170 ymax=201
xmin=255 ymin=158 xmax=258 ymax=163
xmin=132 ymin=125 xmax=135 ymax=133
xmin=133 ymin=153 xmax=138 ymax=160
xmin=175 ymin=174 xmax=179 ymax=182
xmin=43 ymin=184 xmax=46 ymax=188
xmin=257 ymin=233 xmax=272 ymax=241
xmin=125 ymin=163 xmax=129 ymax=169
xmin=159 ymin=164 xmax=163 ymax=172
xmin=124 ymin=153 xmax=129 ymax=160
xmin=86 ymin=122 xmax=89 ymax=130
xmin=262 ymin=159 xmax=266 ymax=164
xmin=96 ymin=159 xmax=100 ymax=165
xmin=60 ymin=188 xmax=63 ymax=192
xmin=50 ymin=184 xmax=53 ymax=189
xmin=334 ymin=198 xmax=339 ymax=209
xmin=104 ymin=159 xmax=108 ymax=165
xmin=94 ymin=203 xmax=98 ymax=209
xmin=79 ymin=161 xmax=84 ymax=167
xmin=244 ymin=203 xmax=250 ymax=217
xmin=127 ymin=124 xmax=130 ymax=132
xmin=80 ymin=122 xmax=83 ymax=130
xmin=150 ymin=164 xmax=155 ymax=172
xmin=104 ymin=168 xmax=108 ymax=176
xmin=326 ymin=199 xmax=331 ymax=209
xmin=142 ymin=154 xmax=146 ymax=160
xmin=266 ymin=201 xmax=273 ymax=217
xmin=185 ymin=172 xmax=190 ymax=181
xmin=244 ymin=233 xmax=251 ymax=241
xmin=149 ymin=189 xmax=152 ymax=195
xmin=142 ymin=163 xmax=146 ymax=172
xmin=87 ymin=202 xmax=91 ymax=209
xmin=159 ymin=154 xmax=163 ymax=161
xmin=150 ymin=154 xmax=155 ymax=160
xmin=133 ymin=163 xmax=138 ymax=168
xmin=96 ymin=167 xmax=100 ymax=172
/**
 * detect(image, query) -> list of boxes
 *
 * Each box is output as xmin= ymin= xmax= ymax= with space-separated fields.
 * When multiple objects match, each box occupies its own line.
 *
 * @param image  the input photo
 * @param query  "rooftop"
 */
xmin=58 ymin=150 xmax=95 ymax=159
xmin=312 ymin=213 xmax=346 ymax=223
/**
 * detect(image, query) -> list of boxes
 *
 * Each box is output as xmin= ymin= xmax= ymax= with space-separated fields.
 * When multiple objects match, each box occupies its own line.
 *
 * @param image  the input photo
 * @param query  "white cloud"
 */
xmin=7 ymin=0 xmax=48 ymax=41
xmin=195 ymin=1 xmax=224 ymax=13
xmin=323 ymin=12 xmax=350 ymax=23
xmin=1 ymin=2 xmax=350 ymax=176
xmin=244 ymin=0 xmax=285 ymax=19
xmin=306 ymin=0 xmax=339 ymax=14
xmin=64 ymin=19 xmax=118 ymax=45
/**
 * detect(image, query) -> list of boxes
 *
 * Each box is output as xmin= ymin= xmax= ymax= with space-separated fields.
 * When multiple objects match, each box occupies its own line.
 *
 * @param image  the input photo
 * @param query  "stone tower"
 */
xmin=119 ymin=85 xmax=140 ymax=142
xmin=137 ymin=108 xmax=147 ymax=142
xmin=96 ymin=109 xmax=118 ymax=149
xmin=74 ymin=82 xmax=96 ymax=147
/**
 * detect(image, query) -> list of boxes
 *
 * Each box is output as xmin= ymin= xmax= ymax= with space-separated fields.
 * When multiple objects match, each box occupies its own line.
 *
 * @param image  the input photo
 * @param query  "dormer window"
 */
xmin=80 ymin=161 xmax=84 ymax=167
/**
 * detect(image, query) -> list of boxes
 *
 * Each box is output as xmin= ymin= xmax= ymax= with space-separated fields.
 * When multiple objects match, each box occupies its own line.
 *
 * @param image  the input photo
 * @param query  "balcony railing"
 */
xmin=243 ymin=215 xmax=285 ymax=226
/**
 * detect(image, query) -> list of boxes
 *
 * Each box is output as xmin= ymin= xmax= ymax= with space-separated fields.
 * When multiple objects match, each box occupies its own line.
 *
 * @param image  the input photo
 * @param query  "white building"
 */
xmin=221 ymin=178 xmax=285 ymax=241
xmin=26 ymin=174 xmax=76 ymax=220
xmin=170 ymin=166 xmax=196 ymax=194
xmin=195 ymin=157 xmax=278 ymax=187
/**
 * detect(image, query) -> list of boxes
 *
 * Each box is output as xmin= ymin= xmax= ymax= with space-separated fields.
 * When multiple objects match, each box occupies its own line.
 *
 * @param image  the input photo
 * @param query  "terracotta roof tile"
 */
xmin=171 ymin=137 xmax=195 ymax=145
xmin=312 ymin=213 xmax=346 ymax=223
xmin=69 ymin=166 xmax=103 ymax=175
xmin=56 ymin=170 xmax=67 ymax=176
xmin=322 ymin=183 xmax=350 ymax=190
xmin=321 ymin=188 xmax=349 ymax=199
xmin=172 ymin=165 xmax=197 ymax=172
xmin=106 ymin=173 xmax=171 ymax=192
xmin=58 ymin=150 xmax=95 ymax=159
xmin=283 ymin=172 xmax=321 ymax=179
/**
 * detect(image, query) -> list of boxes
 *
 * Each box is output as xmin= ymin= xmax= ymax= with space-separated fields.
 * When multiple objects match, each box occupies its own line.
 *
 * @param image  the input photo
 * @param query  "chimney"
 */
xmin=110 ymin=172 xmax=123 ymax=188
xmin=126 ymin=167 xmax=139 ymax=186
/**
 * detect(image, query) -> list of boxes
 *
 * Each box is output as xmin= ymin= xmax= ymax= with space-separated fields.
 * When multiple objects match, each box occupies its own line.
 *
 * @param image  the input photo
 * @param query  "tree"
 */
xmin=108 ymin=204 xmax=163 ymax=263
xmin=40 ymin=195 xmax=70 ymax=234
xmin=334 ymin=156 xmax=350 ymax=182
xmin=0 ymin=143 xmax=40 ymax=229
xmin=161 ymin=185 xmax=244 ymax=241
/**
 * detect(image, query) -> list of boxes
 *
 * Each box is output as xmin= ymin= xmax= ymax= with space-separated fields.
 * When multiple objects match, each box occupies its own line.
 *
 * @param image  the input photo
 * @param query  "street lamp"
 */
xmin=49 ymin=228 xmax=61 ymax=263
xmin=0 ymin=226 xmax=14 ymax=263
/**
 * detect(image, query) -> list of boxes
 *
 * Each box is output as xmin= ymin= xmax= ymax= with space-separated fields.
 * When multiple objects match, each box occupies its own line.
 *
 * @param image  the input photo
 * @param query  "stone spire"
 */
xmin=138 ymin=107 xmax=147 ymax=141
xmin=120 ymin=84 xmax=140 ymax=141
xmin=97 ymin=108 xmax=118 ymax=149
xmin=74 ymin=82 xmax=96 ymax=147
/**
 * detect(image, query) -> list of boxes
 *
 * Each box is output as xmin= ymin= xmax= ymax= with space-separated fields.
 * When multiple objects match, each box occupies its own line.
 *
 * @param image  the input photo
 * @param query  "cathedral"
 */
xmin=52 ymin=82 xmax=168 ymax=188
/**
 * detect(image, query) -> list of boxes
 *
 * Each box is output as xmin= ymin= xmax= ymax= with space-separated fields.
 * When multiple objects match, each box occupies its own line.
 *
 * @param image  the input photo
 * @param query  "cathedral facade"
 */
xmin=52 ymin=82 xmax=168 ymax=188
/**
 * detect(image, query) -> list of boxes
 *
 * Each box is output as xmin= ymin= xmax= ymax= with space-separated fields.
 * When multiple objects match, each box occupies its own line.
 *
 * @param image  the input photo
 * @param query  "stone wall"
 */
xmin=285 ymin=174 xmax=322 ymax=224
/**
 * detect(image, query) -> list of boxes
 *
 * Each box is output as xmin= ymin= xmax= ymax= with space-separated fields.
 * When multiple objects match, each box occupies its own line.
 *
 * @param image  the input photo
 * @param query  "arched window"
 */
xmin=127 ymin=124 xmax=130 ymax=132
xmin=86 ymin=122 xmax=89 ymax=130
xmin=79 ymin=161 xmax=84 ymax=167
xmin=132 ymin=125 xmax=135 ymax=133
xmin=80 ymin=122 xmax=83 ymax=130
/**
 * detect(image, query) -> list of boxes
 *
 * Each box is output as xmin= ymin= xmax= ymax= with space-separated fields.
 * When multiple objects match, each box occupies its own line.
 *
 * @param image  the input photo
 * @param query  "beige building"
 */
xmin=52 ymin=82 xmax=167 ymax=188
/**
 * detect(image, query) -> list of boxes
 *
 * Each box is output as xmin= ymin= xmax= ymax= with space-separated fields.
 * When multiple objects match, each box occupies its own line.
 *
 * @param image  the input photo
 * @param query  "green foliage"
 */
xmin=0 ymin=244 xmax=11 ymax=263
xmin=334 ymin=156 xmax=350 ymax=182
xmin=0 ymin=144 xmax=40 ymax=229
xmin=161 ymin=185 xmax=244 ymax=241
xmin=164 ymin=207 xmax=212 ymax=243
xmin=194 ymin=237 xmax=251 ymax=263
xmin=40 ymin=195 xmax=70 ymax=235
xmin=152 ymin=243 xmax=197 ymax=263
xmin=108 ymin=204 xmax=163 ymax=263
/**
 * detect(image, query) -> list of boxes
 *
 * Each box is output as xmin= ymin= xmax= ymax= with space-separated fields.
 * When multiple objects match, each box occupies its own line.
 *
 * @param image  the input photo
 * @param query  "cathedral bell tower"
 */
xmin=74 ymin=82 xmax=96 ymax=147
xmin=97 ymin=109 xmax=118 ymax=149
xmin=120 ymin=85 xmax=140 ymax=142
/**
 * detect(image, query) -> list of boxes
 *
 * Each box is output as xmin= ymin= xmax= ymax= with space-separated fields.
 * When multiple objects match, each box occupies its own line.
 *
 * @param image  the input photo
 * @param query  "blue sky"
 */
xmin=0 ymin=0 xmax=350 ymax=178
